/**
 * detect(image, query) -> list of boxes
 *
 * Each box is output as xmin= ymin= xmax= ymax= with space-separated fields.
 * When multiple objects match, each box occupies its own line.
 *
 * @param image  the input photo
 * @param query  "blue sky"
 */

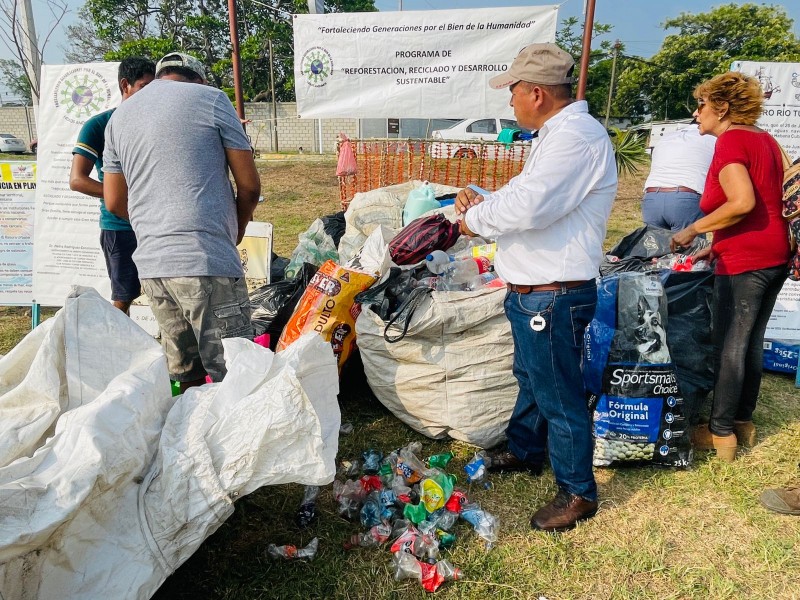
xmin=11 ymin=1 xmax=800 ymax=65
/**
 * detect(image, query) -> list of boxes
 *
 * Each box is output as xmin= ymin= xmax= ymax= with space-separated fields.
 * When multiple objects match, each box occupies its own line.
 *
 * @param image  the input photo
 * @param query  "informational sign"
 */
xmin=0 ymin=162 xmax=36 ymax=304
xmin=32 ymin=62 xmax=121 ymax=306
xmin=294 ymin=6 xmax=559 ymax=119
xmin=731 ymin=60 xmax=800 ymax=159
xmin=730 ymin=61 xmax=800 ymax=343
xmin=766 ymin=279 xmax=800 ymax=341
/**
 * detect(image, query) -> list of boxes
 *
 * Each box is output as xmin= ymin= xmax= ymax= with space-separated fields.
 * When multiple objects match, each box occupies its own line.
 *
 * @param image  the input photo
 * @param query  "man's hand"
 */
xmin=455 ymin=187 xmax=484 ymax=215
xmin=459 ymin=218 xmax=477 ymax=237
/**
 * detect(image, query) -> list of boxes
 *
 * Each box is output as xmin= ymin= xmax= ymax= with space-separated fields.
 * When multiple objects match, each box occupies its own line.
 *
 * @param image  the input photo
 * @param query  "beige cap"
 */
xmin=156 ymin=52 xmax=206 ymax=81
xmin=489 ymin=43 xmax=576 ymax=89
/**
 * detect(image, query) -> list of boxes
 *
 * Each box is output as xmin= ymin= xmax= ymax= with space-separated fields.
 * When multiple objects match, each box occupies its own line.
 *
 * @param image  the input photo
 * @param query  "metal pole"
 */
xmin=268 ymin=37 xmax=279 ymax=152
xmin=227 ymin=0 xmax=245 ymax=120
xmin=576 ymin=0 xmax=597 ymax=100
xmin=603 ymin=40 xmax=620 ymax=130
xmin=18 ymin=0 xmax=41 ymax=105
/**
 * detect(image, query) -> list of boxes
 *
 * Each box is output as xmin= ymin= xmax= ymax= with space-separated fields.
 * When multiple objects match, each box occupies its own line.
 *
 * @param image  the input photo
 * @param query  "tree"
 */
xmin=0 ymin=58 xmax=32 ymax=104
xmin=0 ymin=0 xmax=69 ymax=103
xmin=615 ymin=3 xmax=800 ymax=121
xmin=555 ymin=16 xmax=621 ymax=119
xmin=68 ymin=0 xmax=377 ymax=102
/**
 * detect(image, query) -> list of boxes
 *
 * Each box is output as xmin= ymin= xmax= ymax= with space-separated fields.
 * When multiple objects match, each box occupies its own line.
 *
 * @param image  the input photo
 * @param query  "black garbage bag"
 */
xmin=270 ymin=253 xmax=290 ymax=283
xmin=250 ymin=262 xmax=318 ymax=349
xmin=601 ymin=225 xmax=707 ymax=276
xmin=354 ymin=265 xmax=427 ymax=321
xmin=321 ymin=211 xmax=346 ymax=246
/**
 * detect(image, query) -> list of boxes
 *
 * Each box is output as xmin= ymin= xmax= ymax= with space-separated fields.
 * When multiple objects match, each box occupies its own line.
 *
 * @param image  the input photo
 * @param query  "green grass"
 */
xmin=2 ymin=159 xmax=799 ymax=599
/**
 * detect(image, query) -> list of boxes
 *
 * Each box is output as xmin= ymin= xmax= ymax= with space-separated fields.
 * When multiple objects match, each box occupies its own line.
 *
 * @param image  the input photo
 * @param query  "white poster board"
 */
xmin=729 ymin=61 xmax=800 ymax=341
xmin=32 ymin=63 xmax=120 ymax=306
xmin=0 ymin=162 xmax=36 ymax=304
xmin=294 ymin=6 xmax=559 ymax=119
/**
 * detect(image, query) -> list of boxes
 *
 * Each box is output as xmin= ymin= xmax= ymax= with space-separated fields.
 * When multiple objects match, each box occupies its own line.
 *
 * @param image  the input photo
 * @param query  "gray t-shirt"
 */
xmin=103 ymin=79 xmax=252 ymax=278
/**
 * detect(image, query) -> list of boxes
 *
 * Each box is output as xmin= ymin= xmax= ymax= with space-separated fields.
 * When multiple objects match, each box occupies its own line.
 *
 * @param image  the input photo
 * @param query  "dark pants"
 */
xmin=709 ymin=265 xmax=787 ymax=436
xmin=503 ymin=281 xmax=598 ymax=501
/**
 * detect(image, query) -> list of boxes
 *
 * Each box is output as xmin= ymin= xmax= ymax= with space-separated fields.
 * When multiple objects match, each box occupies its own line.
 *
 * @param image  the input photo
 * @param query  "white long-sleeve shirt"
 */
xmin=644 ymin=125 xmax=716 ymax=193
xmin=464 ymin=101 xmax=617 ymax=285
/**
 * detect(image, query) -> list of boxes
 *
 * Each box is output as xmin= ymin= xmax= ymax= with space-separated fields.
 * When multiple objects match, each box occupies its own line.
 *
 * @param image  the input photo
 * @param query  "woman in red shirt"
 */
xmin=671 ymin=72 xmax=790 ymax=462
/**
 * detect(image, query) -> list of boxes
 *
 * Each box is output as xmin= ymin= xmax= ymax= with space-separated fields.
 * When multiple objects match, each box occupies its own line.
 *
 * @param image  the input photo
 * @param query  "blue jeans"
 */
xmin=503 ymin=281 xmax=598 ymax=501
xmin=642 ymin=191 xmax=704 ymax=232
xmin=710 ymin=265 xmax=787 ymax=436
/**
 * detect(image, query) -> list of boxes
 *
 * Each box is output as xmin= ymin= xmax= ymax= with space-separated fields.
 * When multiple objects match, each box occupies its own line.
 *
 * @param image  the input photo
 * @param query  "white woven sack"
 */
xmin=355 ymin=287 xmax=517 ymax=448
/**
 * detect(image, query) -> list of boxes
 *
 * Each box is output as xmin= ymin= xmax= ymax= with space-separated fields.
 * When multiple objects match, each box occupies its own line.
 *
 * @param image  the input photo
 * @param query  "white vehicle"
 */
xmin=430 ymin=118 xmax=531 ymax=159
xmin=0 ymin=133 xmax=26 ymax=154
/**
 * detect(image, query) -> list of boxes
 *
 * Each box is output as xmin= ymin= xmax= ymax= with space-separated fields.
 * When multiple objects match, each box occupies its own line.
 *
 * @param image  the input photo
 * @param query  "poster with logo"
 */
xmin=729 ymin=62 xmax=800 ymax=344
xmin=294 ymin=6 xmax=559 ymax=119
xmin=32 ymin=63 xmax=120 ymax=306
xmin=0 ymin=162 xmax=36 ymax=305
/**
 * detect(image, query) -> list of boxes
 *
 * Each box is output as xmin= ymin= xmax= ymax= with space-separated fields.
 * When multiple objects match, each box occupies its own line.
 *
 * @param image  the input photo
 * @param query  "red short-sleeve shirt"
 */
xmin=699 ymin=129 xmax=790 ymax=275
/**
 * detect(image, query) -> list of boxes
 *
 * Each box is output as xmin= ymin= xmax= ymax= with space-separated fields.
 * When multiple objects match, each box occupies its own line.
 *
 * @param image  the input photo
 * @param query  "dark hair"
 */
xmin=156 ymin=65 xmax=204 ymax=83
xmin=118 ymin=57 xmax=156 ymax=85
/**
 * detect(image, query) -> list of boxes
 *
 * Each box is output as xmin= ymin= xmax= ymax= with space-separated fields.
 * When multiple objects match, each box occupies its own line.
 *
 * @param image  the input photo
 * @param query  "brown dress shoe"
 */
xmin=759 ymin=487 xmax=800 ymax=515
xmin=486 ymin=450 xmax=543 ymax=475
xmin=531 ymin=489 xmax=598 ymax=532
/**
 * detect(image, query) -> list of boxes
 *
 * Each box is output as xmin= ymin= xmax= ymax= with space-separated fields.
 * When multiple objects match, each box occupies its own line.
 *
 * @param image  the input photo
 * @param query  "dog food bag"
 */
xmin=585 ymin=272 xmax=692 ymax=468
xmin=277 ymin=260 xmax=377 ymax=371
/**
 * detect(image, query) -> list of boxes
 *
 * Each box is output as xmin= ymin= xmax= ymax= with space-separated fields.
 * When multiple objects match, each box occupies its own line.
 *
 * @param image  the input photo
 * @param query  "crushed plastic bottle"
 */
xmin=339 ymin=422 xmax=354 ymax=435
xmin=359 ymin=474 xmax=383 ymax=493
xmin=360 ymin=491 xmax=383 ymax=528
xmin=362 ymin=448 xmax=384 ymax=474
xmin=396 ymin=446 xmax=427 ymax=485
xmin=267 ymin=537 xmax=319 ymax=561
xmin=465 ymin=271 xmax=501 ymax=291
xmin=427 ymin=452 xmax=454 ymax=470
xmin=392 ymin=552 xmax=462 ymax=593
xmin=337 ymin=459 xmax=361 ymax=479
xmin=295 ymin=485 xmax=320 ymax=529
xmin=460 ymin=502 xmax=499 ymax=547
xmin=464 ymin=451 xmax=488 ymax=485
xmin=420 ymin=471 xmax=456 ymax=513
xmin=334 ymin=479 xmax=367 ymax=520
xmin=403 ymin=501 xmax=428 ymax=525
xmin=345 ymin=523 xmax=392 ymax=550
xmin=444 ymin=490 xmax=468 ymax=514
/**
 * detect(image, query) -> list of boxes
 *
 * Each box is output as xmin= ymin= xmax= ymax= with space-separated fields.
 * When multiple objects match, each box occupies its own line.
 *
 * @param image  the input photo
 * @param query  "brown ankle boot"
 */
xmin=733 ymin=421 xmax=757 ymax=447
xmin=712 ymin=433 xmax=737 ymax=462
xmin=691 ymin=424 xmax=715 ymax=450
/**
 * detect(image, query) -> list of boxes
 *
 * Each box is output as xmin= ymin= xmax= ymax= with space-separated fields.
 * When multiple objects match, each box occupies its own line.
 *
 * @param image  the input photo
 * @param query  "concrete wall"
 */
xmin=0 ymin=102 xmax=360 ymax=154
xmin=0 ymin=106 xmax=36 ymax=146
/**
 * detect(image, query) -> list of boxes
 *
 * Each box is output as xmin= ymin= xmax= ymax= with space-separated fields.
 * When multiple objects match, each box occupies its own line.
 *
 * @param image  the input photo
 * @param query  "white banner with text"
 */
xmin=32 ymin=63 xmax=121 ymax=306
xmin=293 ymin=5 xmax=559 ymax=119
xmin=0 ymin=162 xmax=36 ymax=305
xmin=730 ymin=61 xmax=800 ymax=341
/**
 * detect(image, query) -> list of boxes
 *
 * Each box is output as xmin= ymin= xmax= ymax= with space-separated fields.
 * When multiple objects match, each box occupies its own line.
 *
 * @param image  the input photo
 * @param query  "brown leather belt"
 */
xmin=644 ymin=186 xmax=699 ymax=194
xmin=506 ymin=280 xmax=590 ymax=294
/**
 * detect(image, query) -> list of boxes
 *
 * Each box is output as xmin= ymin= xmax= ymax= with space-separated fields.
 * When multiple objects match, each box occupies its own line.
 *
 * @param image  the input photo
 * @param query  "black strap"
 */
xmin=383 ymin=286 xmax=432 ymax=343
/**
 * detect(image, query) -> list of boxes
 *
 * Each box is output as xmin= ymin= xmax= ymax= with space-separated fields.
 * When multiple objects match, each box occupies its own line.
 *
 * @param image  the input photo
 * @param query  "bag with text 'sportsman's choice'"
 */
xmin=277 ymin=260 xmax=376 ymax=371
xmin=584 ymin=272 xmax=692 ymax=468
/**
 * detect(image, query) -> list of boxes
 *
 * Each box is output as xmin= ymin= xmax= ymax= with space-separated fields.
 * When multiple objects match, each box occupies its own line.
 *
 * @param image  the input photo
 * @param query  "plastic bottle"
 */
xmin=465 ymin=271 xmax=501 ymax=291
xmin=267 ymin=537 xmax=319 ymax=561
xmin=439 ymin=257 xmax=491 ymax=290
xmin=345 ymin=523 xmax=392 ymax=550
xmin=362 ymin=448 xmax=384 ymax=474
xmin=360 ymin=491 xmax=383 ymax=528
xmin=460 ymin=502 xmax=499 ymax=547
xmin=295 ymin=485 xmax=320 ymax=529
xmin=427 ymin=452 xmax=454 ymax=469
xmin=403 ymin=181 xmax=440 ymax=226
xmin=333 ymin=479 xmax=366 ymax=520
xmin=392 ymin=552 xmax=461 ymax=593
xmin=425 ymin=250 xmax=452 ymax=275
xmin=464 ymin=451 xmax=488 ymax=485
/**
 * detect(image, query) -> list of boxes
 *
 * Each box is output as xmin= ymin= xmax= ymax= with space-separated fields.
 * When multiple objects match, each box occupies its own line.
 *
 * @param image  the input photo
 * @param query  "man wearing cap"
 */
xmin=69 ymin=57 xmax=155 ymax=314
xmin=103 ymin=52 xmax=261 ymax=392
xmin=455 ymin=43 xmax=618 ymax=532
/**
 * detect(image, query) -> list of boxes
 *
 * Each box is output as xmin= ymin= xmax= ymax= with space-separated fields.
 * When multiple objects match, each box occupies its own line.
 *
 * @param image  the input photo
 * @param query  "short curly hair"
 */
xmin=694 ymin=72 xmax=764 ymax=125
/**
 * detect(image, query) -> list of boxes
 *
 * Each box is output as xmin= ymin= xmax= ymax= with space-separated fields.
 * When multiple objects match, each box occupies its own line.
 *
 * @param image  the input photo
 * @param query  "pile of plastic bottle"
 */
xmin=334 ymin=442 xmax=498 ymax=593
xmin=416 ymin=241 xmax=506 ymax=292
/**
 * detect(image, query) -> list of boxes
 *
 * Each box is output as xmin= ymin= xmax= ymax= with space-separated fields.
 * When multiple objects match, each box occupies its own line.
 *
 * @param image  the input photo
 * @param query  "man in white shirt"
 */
xmin=642 ymin=124 xmax=715 ymax=230
xmin=455 ymin=43 xmax=618 ymax=532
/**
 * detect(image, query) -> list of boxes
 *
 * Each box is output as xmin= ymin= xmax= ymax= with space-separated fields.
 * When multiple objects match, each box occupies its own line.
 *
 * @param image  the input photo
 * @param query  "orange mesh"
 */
xmin=337 ymin=138 xmax=529 ymax=209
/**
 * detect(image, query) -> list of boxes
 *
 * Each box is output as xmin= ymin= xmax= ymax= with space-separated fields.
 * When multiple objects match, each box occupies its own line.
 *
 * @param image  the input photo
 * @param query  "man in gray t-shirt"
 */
xmin=103 ymin=52 xmax=261 ymax=391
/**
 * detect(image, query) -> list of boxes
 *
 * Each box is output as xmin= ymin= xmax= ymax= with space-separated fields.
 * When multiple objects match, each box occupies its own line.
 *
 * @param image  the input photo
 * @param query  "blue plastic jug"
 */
xmin=402 ymin=182 xmax=440 ymax=226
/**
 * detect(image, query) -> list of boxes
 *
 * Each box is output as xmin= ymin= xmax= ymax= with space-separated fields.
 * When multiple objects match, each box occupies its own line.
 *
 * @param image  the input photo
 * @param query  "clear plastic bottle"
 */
xmin=425 ymin=250 xmax=452 ymax=275
xmin=267 ymin=537 xmax=319 ymax=560
xmin=392 ymin=552 xmax=461 ymax=592
xmin=460 ymin=502 xmax=499 ymax=547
